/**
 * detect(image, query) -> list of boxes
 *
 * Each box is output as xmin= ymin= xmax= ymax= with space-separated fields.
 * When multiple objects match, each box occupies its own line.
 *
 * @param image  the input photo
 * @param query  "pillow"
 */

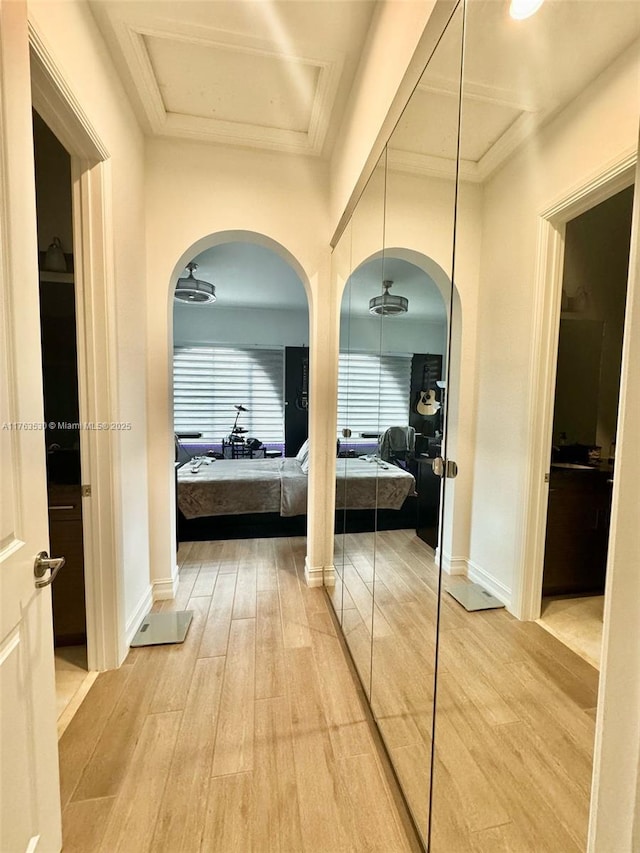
xmin=300 ymin=456 xmax=309 ymax=474
xmin=296 ymin=439 xmax=309 ymax=465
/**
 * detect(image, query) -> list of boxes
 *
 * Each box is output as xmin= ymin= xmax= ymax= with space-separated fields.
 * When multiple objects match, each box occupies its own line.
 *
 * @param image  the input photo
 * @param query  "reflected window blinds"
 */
xmin=337 ymin=352 xmax=412 ymax=439
xmin=173 ymin=345 xmax=285 ymax=443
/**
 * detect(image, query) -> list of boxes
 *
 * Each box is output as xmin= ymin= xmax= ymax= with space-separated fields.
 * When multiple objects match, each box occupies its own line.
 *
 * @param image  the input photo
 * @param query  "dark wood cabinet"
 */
xmin=48 ymin=484 xmax=86 ymax=645
xmin=542 ymin=466 xmax=612 ymax=596
xmin=415 ymin=457 xmax=441 ymax=549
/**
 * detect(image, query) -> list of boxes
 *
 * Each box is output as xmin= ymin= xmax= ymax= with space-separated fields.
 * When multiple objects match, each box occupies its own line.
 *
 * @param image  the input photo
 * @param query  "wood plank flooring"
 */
xmin=59 ymin=537 xmax=417 ymax=853
xmin=60 ymin=531 xmax=599 ymax=852
xmin=335 ymin=529 xmax=599 ymax=853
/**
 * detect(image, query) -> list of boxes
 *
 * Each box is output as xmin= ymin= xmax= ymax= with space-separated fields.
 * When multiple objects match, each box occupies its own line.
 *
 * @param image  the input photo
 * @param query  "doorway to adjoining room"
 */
xmin=539 ymin=185 xmax=634 ymax=669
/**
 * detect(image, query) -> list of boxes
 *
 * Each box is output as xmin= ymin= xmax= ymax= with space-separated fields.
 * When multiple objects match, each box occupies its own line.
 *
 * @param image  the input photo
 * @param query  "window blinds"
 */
xmin=337 ymin=352 xmax=412 ymax=438
xmin=173 ymin=345 xmax=284 ymax=443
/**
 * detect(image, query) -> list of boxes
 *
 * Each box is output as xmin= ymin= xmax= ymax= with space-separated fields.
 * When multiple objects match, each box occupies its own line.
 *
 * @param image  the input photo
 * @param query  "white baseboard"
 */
xmin=125 ymin=585 xmax=153 ymax=647
xmin=467 ymin=559 xmax=511 ymax=607
xmin=152 ymin=564 xmax=180 ymax=601
xmin=323 ymin=564 xmax=336 ymax=587
xmin=435 ymin=549 xmax=468 ymax=576
xmin=304 ymin=556 xmax=335 ymax=588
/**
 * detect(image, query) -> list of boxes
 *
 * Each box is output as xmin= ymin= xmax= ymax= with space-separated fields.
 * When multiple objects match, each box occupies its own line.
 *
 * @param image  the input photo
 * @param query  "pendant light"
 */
xmin=369 ymin=280 xmax=408 ymax=316
xmin=174 ymin=262 xmax=216 ymax=304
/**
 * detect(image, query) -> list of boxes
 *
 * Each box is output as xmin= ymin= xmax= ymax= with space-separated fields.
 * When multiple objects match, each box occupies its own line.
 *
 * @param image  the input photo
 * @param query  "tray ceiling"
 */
xmin=88 ymin=0 xmax=376 ymax=156
xmin=388 ymin=0 xmax=640 ymax=183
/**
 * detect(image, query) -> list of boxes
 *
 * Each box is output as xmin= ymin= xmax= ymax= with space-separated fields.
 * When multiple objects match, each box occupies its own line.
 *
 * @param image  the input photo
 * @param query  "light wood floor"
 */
xmin=539 ymin=595 xmax=605 ymax=669
xmin=58 ymin=537 xmax=419 ymax=853
xmin=55 ymin=645 xmax=99 ymax=739
xmin=333 ymin=529 xmax=600 ymax=852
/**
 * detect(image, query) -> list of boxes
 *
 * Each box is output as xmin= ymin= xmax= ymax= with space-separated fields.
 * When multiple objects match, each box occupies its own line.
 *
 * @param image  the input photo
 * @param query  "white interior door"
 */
xmin=0 ymin=1 xmax=62 ymax=850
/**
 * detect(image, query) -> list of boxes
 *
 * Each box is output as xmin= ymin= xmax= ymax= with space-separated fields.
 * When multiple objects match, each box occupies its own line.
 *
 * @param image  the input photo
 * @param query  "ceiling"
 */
xmin=345 ymin=257 xmax=446 ymax=321
xmin=89 ymin=1 xmax=639 ymax=172
xmin=176 ymin=242 xmax=307 ymax=310
xmin=388 ymin=0 xmax=640 ymax=182
xmin=174 ymin=242 xmax=446 ymax=321
xmin=88 ymin=0 xmax=376 ymax=157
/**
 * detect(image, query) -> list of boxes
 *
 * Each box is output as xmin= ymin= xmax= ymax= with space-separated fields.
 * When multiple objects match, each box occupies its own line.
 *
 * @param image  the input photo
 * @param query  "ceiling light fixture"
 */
xmin=174 ymin=262 xmax=216 ymax=304
xmin=509 ymin=0 xmax=544 ymax=20
xmin=369 ymin=280 xmax=409 ymax=316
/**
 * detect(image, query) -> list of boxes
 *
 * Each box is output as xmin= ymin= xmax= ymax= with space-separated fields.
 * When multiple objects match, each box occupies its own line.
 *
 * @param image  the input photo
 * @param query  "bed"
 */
xmin=177 ymin=455 xmax=416 ymax=521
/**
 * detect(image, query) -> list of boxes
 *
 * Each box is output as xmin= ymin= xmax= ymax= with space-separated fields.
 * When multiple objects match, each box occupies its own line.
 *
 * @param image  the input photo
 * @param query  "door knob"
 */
xmin=432 ymin=457 xmax=458 ymax=479
xmin=34 ymin=551 xmax=65 ymax=588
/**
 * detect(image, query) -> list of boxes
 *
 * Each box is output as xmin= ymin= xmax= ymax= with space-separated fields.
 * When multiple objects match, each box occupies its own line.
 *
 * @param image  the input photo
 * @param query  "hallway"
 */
xmin=58 ymin=537 xmax=416 ymax=852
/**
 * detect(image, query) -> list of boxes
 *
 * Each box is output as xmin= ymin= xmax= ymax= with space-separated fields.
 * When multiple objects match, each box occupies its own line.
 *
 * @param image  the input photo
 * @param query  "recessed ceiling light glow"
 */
xmin=509 ymin=0 xmax=544 ymax=20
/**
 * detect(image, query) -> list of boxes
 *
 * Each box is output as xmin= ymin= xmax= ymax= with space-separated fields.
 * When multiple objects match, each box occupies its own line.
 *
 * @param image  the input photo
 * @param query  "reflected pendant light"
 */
xmin=369 ymin=280 xmax=408 ymax=316
xmin=174 ymin=262 xmax=216 ymax=304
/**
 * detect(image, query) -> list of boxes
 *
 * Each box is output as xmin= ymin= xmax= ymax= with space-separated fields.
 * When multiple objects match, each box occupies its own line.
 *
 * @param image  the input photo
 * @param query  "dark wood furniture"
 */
xmin=415 ymin=456 xmax=441 ymax=549
xmin=542 ymin=464 xmax=612 ymax=596
xmin=48 ymin=484 xmax=86 ymax=645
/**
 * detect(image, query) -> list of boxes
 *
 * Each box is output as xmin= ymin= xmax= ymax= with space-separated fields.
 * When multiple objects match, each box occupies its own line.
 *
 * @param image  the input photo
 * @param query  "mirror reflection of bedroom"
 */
xmin=333 ymin=245 xmax=449 ymax=698
xmin=173 ymin=239 xmax=310 ymax=545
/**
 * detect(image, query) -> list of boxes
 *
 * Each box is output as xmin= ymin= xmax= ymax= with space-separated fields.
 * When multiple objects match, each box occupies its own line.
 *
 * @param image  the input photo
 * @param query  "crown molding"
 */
xmin=106 ymin=12 xmax=343 ymax=155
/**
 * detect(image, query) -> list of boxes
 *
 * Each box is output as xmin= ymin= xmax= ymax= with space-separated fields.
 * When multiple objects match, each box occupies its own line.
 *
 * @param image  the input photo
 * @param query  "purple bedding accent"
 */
xmin=338 ymin=441 xmax=379 ymax=456
xmin=179 ymin=441 xmax=285 ymax=458
xmin=177 ymin=456 xmax=416 ymax=520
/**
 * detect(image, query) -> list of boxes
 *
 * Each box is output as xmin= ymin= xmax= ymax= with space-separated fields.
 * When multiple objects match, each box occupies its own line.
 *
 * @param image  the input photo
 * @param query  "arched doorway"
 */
xmin=170 ymin=232 xmax=312 ymax=544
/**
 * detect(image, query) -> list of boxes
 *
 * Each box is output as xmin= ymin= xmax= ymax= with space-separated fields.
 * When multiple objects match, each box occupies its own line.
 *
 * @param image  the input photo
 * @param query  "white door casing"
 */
xmin=516 ymin=151 xmax=637 ymax=622
xmin=0 ymin=0 xmax=62 ymax=850
xmin=29 ymin=19 xmax=124 ymax=672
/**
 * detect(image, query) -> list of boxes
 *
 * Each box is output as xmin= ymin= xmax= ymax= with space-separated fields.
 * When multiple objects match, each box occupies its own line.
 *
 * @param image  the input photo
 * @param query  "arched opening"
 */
xmin=335 ymin=248 xmax=457 ymax=540
xmin=170 ymin=231 xmax=312 ymax=544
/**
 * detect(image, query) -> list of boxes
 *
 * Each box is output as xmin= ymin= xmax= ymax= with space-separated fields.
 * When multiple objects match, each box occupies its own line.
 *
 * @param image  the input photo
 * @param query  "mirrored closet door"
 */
xmin=330 ymin=3 xmax=465 ymax=844
xmin=329 ymin=0 xmax=639 ymax=849
xmin=428 ymin=1 xmax=639 ymax=850
xmin=334 ymin=152 xmax=387 ymax=698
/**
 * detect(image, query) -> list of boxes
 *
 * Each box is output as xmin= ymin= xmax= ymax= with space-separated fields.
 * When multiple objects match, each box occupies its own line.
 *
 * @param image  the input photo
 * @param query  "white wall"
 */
xmin=468 ymin=43 xmax=640 ymax=605
xmin=329 ymin=0 xmax=440 ymax=229
xmin=28 ymin=0 xmax=151 ymax=645
xmin=340 ymin=316 xmax=446 ymax=355
xmin=174 ymin=305 xmax=309 ymax=348
xmin=175 ymin=300 xmax=444 ymax=353
xmin=589 ymin=140 xmax=640 ymax=853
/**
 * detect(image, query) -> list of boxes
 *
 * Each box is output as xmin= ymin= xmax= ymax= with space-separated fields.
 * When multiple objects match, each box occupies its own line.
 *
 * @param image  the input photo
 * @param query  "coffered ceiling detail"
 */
xmin=388 ymin=1 xmax=640 ymax=183
xmin=104 ymin=17 xmax=342 ymax=154
xmin=388 ymin=77 xmax=539 ymax=184
xmin=89 ymin=1 xmax=377 ymax=157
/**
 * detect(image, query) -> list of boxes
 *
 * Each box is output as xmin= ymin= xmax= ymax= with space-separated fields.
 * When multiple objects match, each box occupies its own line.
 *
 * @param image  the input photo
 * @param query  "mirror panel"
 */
xmin=368 ymin=4 xmax=464 ymax=843
xmin=336 ymin=152 xmax=387 ymax=696
xmin=329 ymin=218 xmax=352 ymax=626
xmin=328 ymin=0 xmax=639 ymax=849
xmin=430 ymin=1 xmax=640 ymax=850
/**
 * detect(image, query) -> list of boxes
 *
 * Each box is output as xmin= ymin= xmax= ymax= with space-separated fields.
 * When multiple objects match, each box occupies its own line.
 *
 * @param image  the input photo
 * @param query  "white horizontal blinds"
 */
xmin=337 ymin=352 xmax=412 ymax=437
xmin=173 ymin=346 xmax=284 ymax=442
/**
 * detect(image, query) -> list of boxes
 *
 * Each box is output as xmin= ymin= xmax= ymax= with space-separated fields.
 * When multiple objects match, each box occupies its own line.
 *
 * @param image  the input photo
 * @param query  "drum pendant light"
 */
xmin=369 ymin=280 xmax=408 ymax=316
xmin=174 ymin=262 xmax=216 ymax=304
